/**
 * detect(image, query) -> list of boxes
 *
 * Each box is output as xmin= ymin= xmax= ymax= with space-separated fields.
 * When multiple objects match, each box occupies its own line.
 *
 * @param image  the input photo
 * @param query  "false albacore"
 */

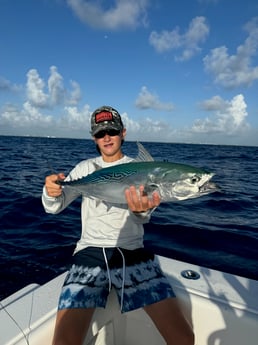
xmin=58 ymin=143 xmax=217 ymax=204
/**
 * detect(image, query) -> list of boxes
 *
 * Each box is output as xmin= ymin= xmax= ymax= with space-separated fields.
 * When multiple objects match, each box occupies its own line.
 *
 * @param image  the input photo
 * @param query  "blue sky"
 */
xmin=0 ymin=0 xmax=258 ymax=146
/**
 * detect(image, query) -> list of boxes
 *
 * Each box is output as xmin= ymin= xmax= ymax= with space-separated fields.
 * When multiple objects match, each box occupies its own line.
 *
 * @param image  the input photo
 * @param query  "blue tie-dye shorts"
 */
xmin=58 ymin=247 xmax=175 ymax=313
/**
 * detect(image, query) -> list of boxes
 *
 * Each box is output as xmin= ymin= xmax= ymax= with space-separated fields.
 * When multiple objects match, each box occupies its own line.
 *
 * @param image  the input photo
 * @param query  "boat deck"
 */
xmin=1 ymin=256 xmax=258 ymax=345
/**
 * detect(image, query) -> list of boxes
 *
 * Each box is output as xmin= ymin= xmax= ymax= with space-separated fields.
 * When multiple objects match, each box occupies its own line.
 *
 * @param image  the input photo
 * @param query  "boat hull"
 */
xmin=1 ymin=256 xmax=258 ymax=345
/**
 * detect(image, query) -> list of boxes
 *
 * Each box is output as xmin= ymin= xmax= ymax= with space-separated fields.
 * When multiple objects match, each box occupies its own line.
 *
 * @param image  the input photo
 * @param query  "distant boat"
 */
xmin=1 ymin=255 xmax=258 ymax=345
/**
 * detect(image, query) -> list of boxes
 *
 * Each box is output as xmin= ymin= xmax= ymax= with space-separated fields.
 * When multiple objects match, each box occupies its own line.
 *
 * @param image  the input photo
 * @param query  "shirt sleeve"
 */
xmin=41 ymin=185 xmax=80 ymax=214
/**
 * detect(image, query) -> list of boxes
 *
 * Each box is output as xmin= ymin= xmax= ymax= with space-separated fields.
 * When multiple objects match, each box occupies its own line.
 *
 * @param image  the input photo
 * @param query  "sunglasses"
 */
xmin=94 ymin=129 xmax=121 ymax=139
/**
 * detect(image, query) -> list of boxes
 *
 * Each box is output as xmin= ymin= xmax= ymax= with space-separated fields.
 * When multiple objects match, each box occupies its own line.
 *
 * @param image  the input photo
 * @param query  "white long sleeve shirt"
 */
xmin=42 ymin=155 xmax=151 ymax=254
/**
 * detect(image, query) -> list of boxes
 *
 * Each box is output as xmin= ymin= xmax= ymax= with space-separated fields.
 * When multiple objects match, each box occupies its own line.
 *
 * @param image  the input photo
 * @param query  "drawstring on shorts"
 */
xmin=117 ymin=247 xmax=126 ymax=311
xmin=102 ymin=248 xmax=112 ymax=292
xmin=102 ymin=247 xmax=126 ymax=312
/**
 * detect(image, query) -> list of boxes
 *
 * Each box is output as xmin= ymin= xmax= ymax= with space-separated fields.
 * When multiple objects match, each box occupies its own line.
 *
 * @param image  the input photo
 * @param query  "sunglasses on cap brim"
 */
xmin=94 ymin=129 xmax=121 ymax=139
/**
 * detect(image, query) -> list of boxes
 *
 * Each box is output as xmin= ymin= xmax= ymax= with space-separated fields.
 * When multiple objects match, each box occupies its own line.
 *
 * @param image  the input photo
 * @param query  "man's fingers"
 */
xmin=45 ymin=173 xmax=65 ymax=197
xmin=125 ymin=185 xmax=161 ymax=212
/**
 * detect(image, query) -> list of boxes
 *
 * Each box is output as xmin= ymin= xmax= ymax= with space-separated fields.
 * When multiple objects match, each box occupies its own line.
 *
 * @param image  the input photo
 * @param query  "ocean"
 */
xmin=0 ymin=135 xmax=257 ymax=300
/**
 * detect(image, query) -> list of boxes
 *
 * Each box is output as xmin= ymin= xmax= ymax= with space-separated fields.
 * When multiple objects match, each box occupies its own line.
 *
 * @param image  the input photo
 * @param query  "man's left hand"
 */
xmin=125 ymin=185 xmax=160 ymax=213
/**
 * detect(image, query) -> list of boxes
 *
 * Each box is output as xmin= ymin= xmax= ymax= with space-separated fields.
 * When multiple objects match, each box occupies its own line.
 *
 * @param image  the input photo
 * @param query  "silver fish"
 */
xmin=59 ymin=143 xmax=217 ymax=204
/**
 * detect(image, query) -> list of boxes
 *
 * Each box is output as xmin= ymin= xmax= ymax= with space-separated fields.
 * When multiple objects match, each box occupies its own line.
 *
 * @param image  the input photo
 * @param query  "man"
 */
xmin=42 ymin=105 xmax=194 ymax=345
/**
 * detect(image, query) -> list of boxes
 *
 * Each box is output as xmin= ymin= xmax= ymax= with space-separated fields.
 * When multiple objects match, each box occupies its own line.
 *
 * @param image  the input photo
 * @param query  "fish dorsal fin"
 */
xmin=134 ymin=142 xmax=154 ymax=162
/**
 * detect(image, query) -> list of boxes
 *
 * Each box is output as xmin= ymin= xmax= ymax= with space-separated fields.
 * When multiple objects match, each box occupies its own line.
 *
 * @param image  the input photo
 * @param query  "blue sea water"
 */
xmin=0 ymin=135 xmax=257 ymax=300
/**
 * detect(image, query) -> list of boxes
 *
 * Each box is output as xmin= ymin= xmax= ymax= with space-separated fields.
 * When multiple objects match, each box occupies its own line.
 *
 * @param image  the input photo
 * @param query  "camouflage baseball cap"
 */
xmin=90 ymin=106 xmax=124 ymax=136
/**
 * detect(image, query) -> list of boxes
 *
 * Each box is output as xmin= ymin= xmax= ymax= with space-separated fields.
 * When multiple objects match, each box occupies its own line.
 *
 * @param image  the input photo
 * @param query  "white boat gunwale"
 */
xmin=1 ymin=255 xmax=258 ymax=345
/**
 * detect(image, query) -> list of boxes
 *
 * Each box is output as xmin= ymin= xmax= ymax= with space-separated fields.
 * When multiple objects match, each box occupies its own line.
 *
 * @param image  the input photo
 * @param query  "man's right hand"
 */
xmin=45 ymin=173 xmax=65 ymax=197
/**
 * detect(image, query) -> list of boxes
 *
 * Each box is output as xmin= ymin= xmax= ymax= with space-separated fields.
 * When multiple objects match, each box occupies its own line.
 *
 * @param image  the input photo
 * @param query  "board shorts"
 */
xmin=58 ymin=247 xmax=175 ymax=313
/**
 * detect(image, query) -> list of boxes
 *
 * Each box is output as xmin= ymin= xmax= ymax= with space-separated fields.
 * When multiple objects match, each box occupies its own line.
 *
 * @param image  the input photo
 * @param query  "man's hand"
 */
xmin=45 ymin=173 xmax=65 ymax=197
xmin=125 ymin=185 xmax=160 ymax=213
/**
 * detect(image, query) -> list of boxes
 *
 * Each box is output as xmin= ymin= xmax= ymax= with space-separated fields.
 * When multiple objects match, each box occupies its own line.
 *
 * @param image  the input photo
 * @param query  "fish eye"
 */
xmin=191 ymin=175 xmax=201 ymax=184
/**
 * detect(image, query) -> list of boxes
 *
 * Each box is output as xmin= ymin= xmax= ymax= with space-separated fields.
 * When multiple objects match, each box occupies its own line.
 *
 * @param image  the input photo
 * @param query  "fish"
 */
xmin=58 ymin=142 xmax=218 ymax=204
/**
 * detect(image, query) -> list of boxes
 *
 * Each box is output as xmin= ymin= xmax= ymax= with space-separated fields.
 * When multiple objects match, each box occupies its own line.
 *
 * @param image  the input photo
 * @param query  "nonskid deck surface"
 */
xmin=1 ymin=256 xmax=258 ymax=345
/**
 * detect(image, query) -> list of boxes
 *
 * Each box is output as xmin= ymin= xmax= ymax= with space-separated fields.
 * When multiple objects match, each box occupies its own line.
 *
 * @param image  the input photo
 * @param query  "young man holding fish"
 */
xmin=42 ymin=106 xmax=194 ymax=345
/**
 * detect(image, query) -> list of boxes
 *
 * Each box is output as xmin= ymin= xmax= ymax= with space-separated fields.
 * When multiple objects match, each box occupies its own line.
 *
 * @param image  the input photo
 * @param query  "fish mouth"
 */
xmin=199 ymin=181 xmax=218 ymax=194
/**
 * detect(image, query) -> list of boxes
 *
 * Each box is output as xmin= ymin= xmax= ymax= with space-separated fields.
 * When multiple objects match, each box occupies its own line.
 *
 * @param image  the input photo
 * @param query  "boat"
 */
xmin=1 ymin=255 xmax=258 ymax=345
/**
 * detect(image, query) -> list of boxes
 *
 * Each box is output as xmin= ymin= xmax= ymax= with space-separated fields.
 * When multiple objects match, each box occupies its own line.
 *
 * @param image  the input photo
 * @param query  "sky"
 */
xmin=0 ymin=0 xmax=258 ymax=146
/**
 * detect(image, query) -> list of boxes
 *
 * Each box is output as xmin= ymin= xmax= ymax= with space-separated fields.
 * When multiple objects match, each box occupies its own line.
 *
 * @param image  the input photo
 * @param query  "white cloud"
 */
xmin=1 ymin=104 xmax=22 ymax=125
xmin=22 ymin=101 xmax=53 ymax=126
xmin=125 ymin=115 xmax=165 ymax=134
xmin=26 ymin=69 xmax=49 ymax=107
xmin=192 ymin=94 xmax=248 ymax=134
xmin=122 ymin=110 xmax=175 ymax=142
xmin=0 ymin=77 xmax=21 ymax=92
xmin=121 ymin=112 xmax=141 ymax=132
xmin=149 ymin=16 xmax=209 ymax=61
xmin=26 ymin=66 xmax=81 ymax=109
xmin=66 ymin=0 xmax=149 ymax=30
xmin=68 ymin=80 xmax=82 ymax=105
xmin=0 ymin=102 xmax=53 ymax=129
xmin=0 ymin=67 xmax=84 ymax=137
xmin=0 ymin=67 xmax=256 ymax=145
xmin=61 ymin=104 xmax=91 ymax=130
xmin=135 ymin=86 xmax=174 ymax=111
xmin=199 ymin=95 xmax=227 ymax=111
xmin=204 ymin=17 xmax=258 ymax=88
xmin=48 ymin=66 xmax=65 ymax=105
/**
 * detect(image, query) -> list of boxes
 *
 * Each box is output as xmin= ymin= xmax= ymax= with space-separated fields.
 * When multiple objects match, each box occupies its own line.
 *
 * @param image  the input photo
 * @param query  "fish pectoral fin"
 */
xmin=134 ymin=142 xmax=155 ymax=162
xmin=94 ymin=198 xmax=112 ymax=210
xmin=95 ymin=199 xmax=102 ymax=207
xmin=144 ymin=183 xmax=159 ymax=196
xmin=92 ymin=162 xmax=102 ymax=171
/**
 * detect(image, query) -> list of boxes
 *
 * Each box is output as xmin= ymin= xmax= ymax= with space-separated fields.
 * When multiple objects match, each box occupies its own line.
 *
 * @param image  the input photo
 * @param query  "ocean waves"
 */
xmin=0 ymin=136 xmax=257 ymax=300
